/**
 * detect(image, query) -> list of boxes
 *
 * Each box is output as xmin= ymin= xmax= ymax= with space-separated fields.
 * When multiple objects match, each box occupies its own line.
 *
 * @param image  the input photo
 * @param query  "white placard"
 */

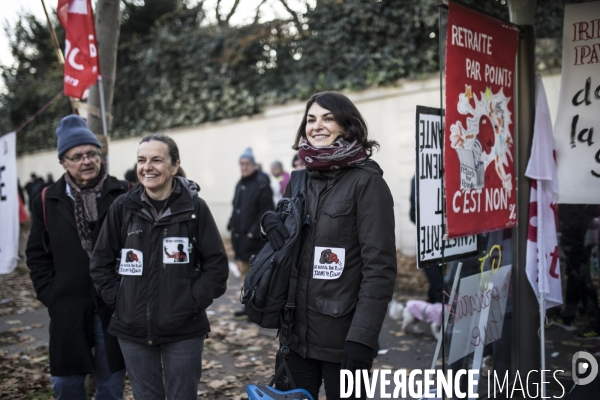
xmin=415 ymin=106 xmax=477 ymax=267
xmin=0 ymin=133 xmax=18 ymax=274
xmin=447 ymin=264 xmax=512 ymax=365
xmin=554 ymin=2 xmax=600 ymax=203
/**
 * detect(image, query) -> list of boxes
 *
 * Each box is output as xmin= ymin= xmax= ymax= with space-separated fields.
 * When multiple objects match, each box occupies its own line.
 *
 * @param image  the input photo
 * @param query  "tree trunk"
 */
xmin=87 ymin=0 xmax=121 ymax=137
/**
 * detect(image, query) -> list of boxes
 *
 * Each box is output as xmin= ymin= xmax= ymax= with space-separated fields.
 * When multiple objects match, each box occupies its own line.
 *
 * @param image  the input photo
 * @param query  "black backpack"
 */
xmin=241 ymin=169 xmax=308 ymax=329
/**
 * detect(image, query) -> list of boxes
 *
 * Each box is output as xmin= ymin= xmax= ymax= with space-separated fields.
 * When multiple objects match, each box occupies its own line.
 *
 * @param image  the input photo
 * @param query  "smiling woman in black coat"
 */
xmin=262 ymin=92 xmax=397 ymax=400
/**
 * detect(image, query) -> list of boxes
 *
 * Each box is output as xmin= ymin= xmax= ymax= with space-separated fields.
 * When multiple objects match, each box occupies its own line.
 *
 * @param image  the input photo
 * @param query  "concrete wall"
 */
xmin=17 ymin=73 xmax=562 ymax=255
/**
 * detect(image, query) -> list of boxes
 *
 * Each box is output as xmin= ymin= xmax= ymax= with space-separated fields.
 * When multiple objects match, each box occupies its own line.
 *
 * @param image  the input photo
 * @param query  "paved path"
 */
xmin=0 ymin=307 xmax=49 ymax=354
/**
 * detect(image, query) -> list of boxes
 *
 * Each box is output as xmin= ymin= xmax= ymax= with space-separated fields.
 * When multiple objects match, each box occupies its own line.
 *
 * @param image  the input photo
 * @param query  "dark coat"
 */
xmin=287 ymin=160 xmax=397 ymax=363
xmin=90 ymin=178 xmax=229 ymax=346
xmin=26 ymin=174 xmax=126 ymax=376
xmin=228 ymin=170 xmax=274 ymax=261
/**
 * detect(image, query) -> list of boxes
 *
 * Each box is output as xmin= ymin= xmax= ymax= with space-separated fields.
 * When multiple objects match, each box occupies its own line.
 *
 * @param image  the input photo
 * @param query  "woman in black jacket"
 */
xmin=262 ymin=92 xmax=397 ymax=399
xmin=90 ymin=134 xmax=229 ymax=400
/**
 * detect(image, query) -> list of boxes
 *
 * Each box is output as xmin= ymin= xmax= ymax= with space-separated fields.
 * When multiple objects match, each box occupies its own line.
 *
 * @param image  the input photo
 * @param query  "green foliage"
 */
xmin=111 ymin=0 xmax=441 ymax=138
xmin=0 ymin=0 xmax=575 ymax=152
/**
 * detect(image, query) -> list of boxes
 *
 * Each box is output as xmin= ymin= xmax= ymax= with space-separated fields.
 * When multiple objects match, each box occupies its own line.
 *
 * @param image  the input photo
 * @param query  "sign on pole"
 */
xmin=415 ymin=106 xmax=477 ymax=268
xmin=443 ymin=2 xmax=519 ymax=238
xmin=553 ymin=1 xmax=600 ymax=204
xmin=0 ymin=132 xmax=19 ymax=274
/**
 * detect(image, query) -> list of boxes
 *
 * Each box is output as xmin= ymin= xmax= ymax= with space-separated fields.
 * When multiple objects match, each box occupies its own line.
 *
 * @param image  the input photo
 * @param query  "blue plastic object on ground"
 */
xmin=246 ymin=385 xmax=314 ymax=400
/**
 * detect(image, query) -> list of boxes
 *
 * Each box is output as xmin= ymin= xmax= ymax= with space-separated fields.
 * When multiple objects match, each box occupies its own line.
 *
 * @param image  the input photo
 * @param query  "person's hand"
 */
xmin=261 ymin=212 xmax=289 ymax=250
xmin=340 ymin=341 xmax=374 ymax=372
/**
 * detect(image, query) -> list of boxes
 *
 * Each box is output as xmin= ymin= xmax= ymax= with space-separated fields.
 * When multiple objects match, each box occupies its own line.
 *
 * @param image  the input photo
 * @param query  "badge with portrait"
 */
xmin=163 ymin=237 xmax=190 ymax=264
xmin=119 ymin=249 xmax=143 ymax=276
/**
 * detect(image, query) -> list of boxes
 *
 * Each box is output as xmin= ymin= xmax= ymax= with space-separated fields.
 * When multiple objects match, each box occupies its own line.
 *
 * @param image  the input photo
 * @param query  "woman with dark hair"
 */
xmin=90 ymin=134 xmax=229 ymax=399
xmin=262 ymin=92 xmax=397 ymax=399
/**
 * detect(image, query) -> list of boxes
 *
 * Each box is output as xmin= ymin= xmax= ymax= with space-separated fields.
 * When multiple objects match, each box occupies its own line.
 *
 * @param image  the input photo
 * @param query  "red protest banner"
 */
xmin=444 ymin=2 xmax=519 ymax=238
xmin=57 ymin=0 xmax=99 ymax=99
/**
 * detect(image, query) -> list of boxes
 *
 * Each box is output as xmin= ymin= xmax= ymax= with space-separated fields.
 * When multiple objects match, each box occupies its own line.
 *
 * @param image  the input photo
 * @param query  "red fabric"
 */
xmin=57 ymin=0 xmax=99 ymax=99
xmin=18 ymin=194 xmax=29 ymax=224
xmin=443 ymin=2 xmax=519 ymax=238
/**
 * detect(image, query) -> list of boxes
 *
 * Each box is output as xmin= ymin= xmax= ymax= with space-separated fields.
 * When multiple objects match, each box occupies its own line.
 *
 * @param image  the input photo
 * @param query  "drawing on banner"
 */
xmin=444 ymin=1 xmax=519 ymax=238
xmin=415 ymin=106 xmax=477 ymax=267
xmin=449 ymin=86 xmax=513 ymax=193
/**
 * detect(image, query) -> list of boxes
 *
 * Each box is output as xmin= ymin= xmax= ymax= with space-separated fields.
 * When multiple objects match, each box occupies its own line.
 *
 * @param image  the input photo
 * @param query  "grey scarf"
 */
xmin=64 ymin=164 xmax=107 ymax=257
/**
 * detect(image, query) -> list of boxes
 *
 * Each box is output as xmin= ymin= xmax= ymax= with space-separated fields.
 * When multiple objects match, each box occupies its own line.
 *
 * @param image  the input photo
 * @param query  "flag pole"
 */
xmin=540 ymin=292 xmax=546 ymax=398
xmin=97 ymin=76 xmax=108 ymax=137
xmin=87 ymin=0 xmax=108 ymax=137
xmin=40 ymin=0 xmax=79 ymax=114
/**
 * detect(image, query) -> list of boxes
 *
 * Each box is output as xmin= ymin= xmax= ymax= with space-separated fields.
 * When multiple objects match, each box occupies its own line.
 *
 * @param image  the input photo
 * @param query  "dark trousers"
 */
xmin=275 ymin=350 xmax=368 ymax=400
xmin=423 ymin=264 xmax=445 ymax=304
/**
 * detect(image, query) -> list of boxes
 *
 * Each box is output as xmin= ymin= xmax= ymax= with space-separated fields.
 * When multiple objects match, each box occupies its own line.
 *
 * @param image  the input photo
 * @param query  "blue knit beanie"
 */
xmin=56 ymin=114 xmax=101 ymax=159
xmin=239 ymin=147 xmax=255 ymax=164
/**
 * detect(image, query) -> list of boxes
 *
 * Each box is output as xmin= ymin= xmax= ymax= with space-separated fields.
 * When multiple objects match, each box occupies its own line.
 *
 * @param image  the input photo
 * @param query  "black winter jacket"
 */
xmin=26 ymin=174 xmax=126 ymax=376
xmin=287 ymin=160 xmax=397 ymax=363
xmin=90 ymin=177 xmax=229 ymax=346
xmin=228 ymin=170 xmax=274 ymax=261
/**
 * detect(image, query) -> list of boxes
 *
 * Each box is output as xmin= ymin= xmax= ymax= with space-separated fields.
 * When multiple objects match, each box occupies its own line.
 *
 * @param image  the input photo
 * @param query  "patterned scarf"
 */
xmin=297 ymin=136 xmax=367 ymax=170
xmin=64 ymin=164 xmax=107 ymax=257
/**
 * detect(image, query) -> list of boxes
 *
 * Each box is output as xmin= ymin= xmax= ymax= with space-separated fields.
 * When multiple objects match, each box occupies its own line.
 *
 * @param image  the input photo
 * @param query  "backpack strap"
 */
xmin=289 ymin=169 xmax=307 ymax=198
xmin=270 ymin=169 xmax=308 ymax=390
xmin=120 ymin=204 xmax=132 ymax=245
xmin=41 ymin=186 xmax=48 ymax=231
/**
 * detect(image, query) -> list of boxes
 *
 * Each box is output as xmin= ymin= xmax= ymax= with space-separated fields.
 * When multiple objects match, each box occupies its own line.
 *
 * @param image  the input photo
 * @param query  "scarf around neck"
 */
xmin=297 ymin=136 xmax=367 ymax=171
xmin=64 ymin=164 xmax=108 ymax=257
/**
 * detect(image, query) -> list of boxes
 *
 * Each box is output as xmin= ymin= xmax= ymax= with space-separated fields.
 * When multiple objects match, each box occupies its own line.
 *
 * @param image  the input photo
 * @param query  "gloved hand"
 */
xmin=261 ymin=212 xmax=289 ymax=251
xmin=340 ymin=341 xmax=374 ymax=371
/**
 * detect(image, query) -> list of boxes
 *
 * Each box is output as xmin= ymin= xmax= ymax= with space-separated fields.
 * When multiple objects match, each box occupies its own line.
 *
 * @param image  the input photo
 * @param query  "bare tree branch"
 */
xmin=254 ymin=0 xmax=268 ymax=24
xmin=225 ymin=0 xmax=241 ymax=24
xmin=278 ymin=0 xmax=303 ymax=32
xmin=215 ymin=0 xmax=223 ymax=25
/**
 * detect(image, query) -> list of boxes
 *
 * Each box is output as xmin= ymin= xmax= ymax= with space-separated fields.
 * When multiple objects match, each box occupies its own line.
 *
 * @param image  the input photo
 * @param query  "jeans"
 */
xmin=51 ymin=314 xmax=126 ymax=400
xmin=274 ymin=349 xmax=367 ymax=400
xmin=118 ymin=336 xmax=205 ymax=400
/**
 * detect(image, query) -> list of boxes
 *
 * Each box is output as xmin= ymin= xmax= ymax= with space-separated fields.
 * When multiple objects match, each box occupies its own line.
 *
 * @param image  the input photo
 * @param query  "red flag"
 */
xmin=57 ymin=0 xmax=99 ymax=99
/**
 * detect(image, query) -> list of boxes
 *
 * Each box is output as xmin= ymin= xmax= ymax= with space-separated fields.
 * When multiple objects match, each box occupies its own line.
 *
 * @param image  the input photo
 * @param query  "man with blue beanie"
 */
xmin=26 ymin=114 xmax=127 ymax=400
xmin=228 ymin=147 xmax=274 ymax=316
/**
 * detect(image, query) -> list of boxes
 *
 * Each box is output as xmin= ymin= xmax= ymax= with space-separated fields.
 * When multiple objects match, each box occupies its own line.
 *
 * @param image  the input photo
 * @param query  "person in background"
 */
xmin=90 ymin=134 xmax=229 ymax=399
xmin=26 ymin=114 xmax=126 ymax=400
xmin=262 ymin=91 xmax=397 ymax=399
xmin=552 ymin=204 xmax=600 ymax=338
xmin=17 ymin=178 xmax=26 ymax=205
xmin=228 ymin=147 xmax=274 ymax=317
xmin=292 ymin=153 xmax=305 ymax=170
xmin=45 ymin=173 xmax=55 ymax=187
xmin=25 ymin=172 xmax=45 ymax=212
xmin=124 ymin=165 xmax=139 ymax=187
xmin=271 ymin=160 xmax=291 ymax=198
xmin=18 ymin=180 xmax=29 ymax=224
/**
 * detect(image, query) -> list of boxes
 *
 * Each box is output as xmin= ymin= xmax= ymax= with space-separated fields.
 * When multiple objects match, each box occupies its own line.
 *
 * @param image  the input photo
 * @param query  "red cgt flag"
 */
xmin=57 ymin=0 xmax=99 ymax=99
